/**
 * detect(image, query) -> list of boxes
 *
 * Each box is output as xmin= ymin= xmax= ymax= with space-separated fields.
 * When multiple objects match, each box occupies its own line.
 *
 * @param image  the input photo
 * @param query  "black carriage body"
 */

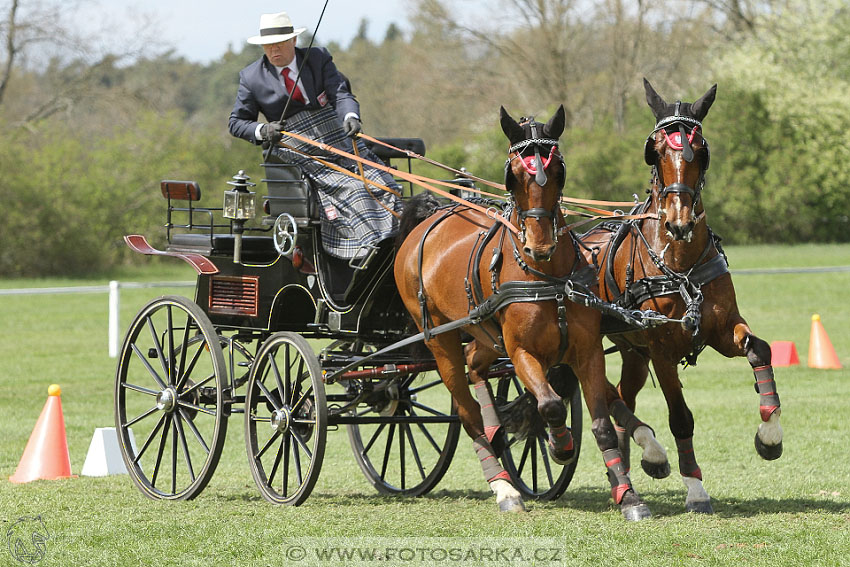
xmin=190 ymin=237 xmax=411 ymax=343
xmin=117 ymin=137 xmax=576 ymax=505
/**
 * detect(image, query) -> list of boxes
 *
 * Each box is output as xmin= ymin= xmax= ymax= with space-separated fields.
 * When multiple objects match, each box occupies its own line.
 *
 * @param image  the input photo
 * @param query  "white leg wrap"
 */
xmin=490 ymin=478 xmax=520 ymax=503
xmin=634 ymin=425 xmax=668 ymax=464
xmin=757 ymin=412 xmax=783 ymax=446
xmin=682 ymin=475 xmax=710 ymax=504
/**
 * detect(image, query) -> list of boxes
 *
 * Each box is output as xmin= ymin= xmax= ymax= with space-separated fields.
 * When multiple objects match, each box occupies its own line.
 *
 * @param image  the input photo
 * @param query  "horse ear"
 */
xmin=644 ymin=78 xmax=667 ymax=121
xmin=500 ymin=106 xmax=525 ymax=145
xmin=691 ymin=84 xmax=717 ymax=121
xmin=543 ymin=104 xmax=566 ymax=140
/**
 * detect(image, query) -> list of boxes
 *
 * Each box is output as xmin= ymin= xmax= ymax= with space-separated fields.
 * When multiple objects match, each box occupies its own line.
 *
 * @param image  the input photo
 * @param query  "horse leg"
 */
xmin=429 ymin=331 xmax=525 ymax=512
xmin=611 ymin=346 xmax=669 ymax=479
xmin=745 ymin=334 xmax=783 ymax=460
xmin=509 ymin=348 xmax=576 ymax=466
xmin=571 ymin=344 xmax=651 ymax=521
xmin=651 ymin=359 xmax=712 ymax=514
xmin=713 ymin=320 xmax=783 ymax=460
xmin=464 ymin=341 xmax=506 ymax=456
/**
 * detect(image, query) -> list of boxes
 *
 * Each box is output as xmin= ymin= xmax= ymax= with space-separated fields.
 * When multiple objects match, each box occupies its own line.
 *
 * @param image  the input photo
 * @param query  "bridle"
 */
xmin=644 ymin=102 xmax=710 ymax=205
xmin=504 ymin=120 xmax=565 ymax=245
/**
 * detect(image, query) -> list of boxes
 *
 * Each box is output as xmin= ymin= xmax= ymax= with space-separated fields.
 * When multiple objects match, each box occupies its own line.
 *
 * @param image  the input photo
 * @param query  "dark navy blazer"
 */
xmin=228 ymin=47 xmax=358 ymax=144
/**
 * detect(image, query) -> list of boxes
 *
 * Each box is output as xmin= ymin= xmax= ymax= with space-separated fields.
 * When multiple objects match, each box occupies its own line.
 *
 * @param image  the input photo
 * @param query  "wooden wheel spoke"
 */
xmin=256 ymin=430 xmax=282 ymax=460
xmin=380 ymin=424 xmax=396 ymax=480
xmin=269 ymin=349 xmax=288 ymax=407
xmin=176 ymin=400 xmax=217 ymax=417
xmin=173 ymin=413 xmax=195 ymax=482
xmin=122 ymin=382 xmax=159 ymax=397
xmin=402 ymin=422 xmax=427 ymax=481
xmin=281 ymin=435 xmax=291 ymax=495
xmin=125 ymin=404 xmax=159 ymax=428
xmin=290 ymin=429 xmax=313 ymax=461
xmin=537 ymin=434 xmax=554 ymax=487
xmin=144 ymin=315 xmax=170 ymax=388
xmin=170 ymin=418 xmax=178 ymax=493
xmin=130 ymin=343 xmax=167 ymax=391
xmin=255 ymin=377 xmax=281 ymax=412
xmin=266 ymin=435 xmax=285 ymax=487
xmin=166 ymin=305 xmax=176 ymax=385
xmin=179 ymin=373 xmax=216 ymax=397
xmin=291 ymin=386 xmax=313 ymax=415
xmin=150 ymin=414 xmax=172 ymax=488
xmin=176 ymin=341 xmax=206 ymax=391
xmin=409 ymin=400 xmax=448 ymax=417
xmin=133 ymin=413 xmax=167 ymax=464
xmin=178 ymin=407 xmax=210 ymax=455
xmin=362 ymin=423 xmax=387 ymax=455
xmin=291 ymin=435 xmax=303 ymax=486
xmin=516 ymin=436 xmax=533 ymax=478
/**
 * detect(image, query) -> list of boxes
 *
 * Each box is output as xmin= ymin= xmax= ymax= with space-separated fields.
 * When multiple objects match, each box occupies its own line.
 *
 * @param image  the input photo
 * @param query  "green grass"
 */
xmin=1 ymin=245 xmax=849 ymax=566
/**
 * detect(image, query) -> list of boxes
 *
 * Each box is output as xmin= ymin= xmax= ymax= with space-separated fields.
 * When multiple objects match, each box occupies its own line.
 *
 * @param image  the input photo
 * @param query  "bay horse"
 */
xmin=579 ymin=79 xmax=784 ymax=513
xmin=394 ymin=106 xmax=661 ymax=520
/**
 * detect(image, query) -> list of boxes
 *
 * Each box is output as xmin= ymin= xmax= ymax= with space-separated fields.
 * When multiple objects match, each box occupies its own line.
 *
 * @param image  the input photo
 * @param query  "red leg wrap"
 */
xmin=753 ymin=365 xmax=780 ymax=422
xmin=603 ymin=448 xmax=632 ymax=504
xmin=675 ymin=437 xmax=702 ymax=480
xmin=473 ymin=435 xmax=509 ymax=483
xmin=474 ymin=381 xmax=503 ymax=444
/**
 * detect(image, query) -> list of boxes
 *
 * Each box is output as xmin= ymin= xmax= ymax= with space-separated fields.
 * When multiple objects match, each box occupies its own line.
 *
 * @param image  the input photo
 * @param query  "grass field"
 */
xmin=1 ymin=244 xmax=849 ymax=566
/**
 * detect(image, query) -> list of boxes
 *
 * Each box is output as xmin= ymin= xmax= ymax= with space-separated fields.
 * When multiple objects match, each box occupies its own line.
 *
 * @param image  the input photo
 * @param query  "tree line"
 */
xmin=1 ymin=0 xmax=848 ymax=277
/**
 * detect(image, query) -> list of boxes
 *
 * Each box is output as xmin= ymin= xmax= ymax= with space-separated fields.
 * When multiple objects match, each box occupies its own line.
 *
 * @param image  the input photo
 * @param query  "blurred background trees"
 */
xmin=1 ymin=0 xmax=848 ymax=276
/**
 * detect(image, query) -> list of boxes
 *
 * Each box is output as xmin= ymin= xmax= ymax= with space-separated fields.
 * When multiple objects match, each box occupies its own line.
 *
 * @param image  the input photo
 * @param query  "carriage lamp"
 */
xmin=223 ymin=170 xmax=257 ymax=264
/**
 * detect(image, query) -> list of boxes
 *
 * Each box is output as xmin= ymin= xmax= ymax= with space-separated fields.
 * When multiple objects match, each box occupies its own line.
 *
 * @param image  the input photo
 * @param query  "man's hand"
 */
xmin=260 ymin=122 xmax=283 ymax=148
xmin=343 ymin=116 xmax=362 ymax=138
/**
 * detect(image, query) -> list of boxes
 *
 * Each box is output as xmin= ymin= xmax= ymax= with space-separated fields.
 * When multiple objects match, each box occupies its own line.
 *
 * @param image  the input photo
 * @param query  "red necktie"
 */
xmin=282 ymin=68 xmax=306 ymax=104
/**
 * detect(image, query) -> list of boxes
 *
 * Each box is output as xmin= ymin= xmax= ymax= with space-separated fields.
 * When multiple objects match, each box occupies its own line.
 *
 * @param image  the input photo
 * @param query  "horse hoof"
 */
xmin=641 ymin=458 xmax=671 ymax=479
xmin=498 ymin=497 xmax=526 ymax=513
xmin=686 ymin=499 xmax=714 ymax=514
xmin=622 ymin=503 xmax=652 ymax=522
xmin=549 ymin=447 xmax=576 ymax=466
xmin=754 ymin=433 xmax=783 ymax=461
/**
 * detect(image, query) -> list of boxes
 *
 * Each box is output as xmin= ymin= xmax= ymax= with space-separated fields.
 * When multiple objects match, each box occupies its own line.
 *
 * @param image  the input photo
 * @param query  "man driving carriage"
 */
xmin=228 ymin=10 xmax=403 ymax=260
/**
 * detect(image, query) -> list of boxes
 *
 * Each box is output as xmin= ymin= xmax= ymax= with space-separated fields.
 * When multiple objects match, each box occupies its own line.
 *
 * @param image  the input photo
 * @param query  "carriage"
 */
xmin=114 ymin=137 xmax=583 ymax=505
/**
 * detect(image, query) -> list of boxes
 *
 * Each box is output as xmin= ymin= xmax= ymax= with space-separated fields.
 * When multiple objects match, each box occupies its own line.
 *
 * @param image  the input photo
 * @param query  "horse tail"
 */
xmin=395 ymin=191 xmax=442 ymax=249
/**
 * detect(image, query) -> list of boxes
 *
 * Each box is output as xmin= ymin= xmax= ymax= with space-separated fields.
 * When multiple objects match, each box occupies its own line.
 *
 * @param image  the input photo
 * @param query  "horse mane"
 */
xmin=395 ymin=192 xmax=442 ymax=249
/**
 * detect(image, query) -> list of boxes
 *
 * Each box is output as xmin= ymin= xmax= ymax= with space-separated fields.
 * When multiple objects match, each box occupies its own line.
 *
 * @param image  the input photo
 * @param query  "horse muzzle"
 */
xmin=523 ymin=243 xmax=556 ymax=262
xmin=665 ymin=219 xmax=695 ymax=242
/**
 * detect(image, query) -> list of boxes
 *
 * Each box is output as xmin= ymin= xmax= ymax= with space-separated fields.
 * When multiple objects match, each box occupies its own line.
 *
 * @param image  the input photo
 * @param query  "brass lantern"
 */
xmin=223 ymin=170 xmax=256 ymax=263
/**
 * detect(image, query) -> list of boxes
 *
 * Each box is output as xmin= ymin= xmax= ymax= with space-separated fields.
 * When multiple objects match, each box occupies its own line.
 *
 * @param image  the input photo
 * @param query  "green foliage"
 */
xmin=4 ymin=1 xmax=850 ymax=277
xmin=709 ymin=0 xmax=850 ymax=242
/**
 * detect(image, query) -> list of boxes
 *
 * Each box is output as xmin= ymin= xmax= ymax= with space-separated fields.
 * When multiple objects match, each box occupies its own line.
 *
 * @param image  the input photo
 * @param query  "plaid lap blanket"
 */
xmin=273 ymin=105 xmax=403 ymax=259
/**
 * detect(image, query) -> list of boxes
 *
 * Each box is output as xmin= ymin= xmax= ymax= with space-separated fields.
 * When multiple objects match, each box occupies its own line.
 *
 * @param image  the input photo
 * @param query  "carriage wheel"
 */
xmin=114 ymin=295 xmax=228 ymax=500
xmin=347 ymin=372 xmax=460 ymax=496
xmin=245 ymin=332 xmax=327 ymax=505
xmin=497 ymin=365 xmax=582 ymax=501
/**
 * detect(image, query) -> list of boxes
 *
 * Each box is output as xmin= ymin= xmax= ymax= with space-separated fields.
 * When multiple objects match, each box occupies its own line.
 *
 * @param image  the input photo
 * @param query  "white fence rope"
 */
xmin=0 ymin=281 xmax=194 ymax=358
xmin=1 ymin=265 xmax=848 ymax=358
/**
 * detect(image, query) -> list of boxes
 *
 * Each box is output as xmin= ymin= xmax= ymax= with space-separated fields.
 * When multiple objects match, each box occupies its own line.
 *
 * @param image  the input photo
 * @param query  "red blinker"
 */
xmin=663 ymin=126 xmax=699 ymax=150
xmin=519 ymin=145 xmax=557 ymax=175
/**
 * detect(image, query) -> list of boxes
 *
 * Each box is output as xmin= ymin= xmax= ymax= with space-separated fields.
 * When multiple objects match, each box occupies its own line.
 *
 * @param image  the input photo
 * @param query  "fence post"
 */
xmin=109 ymin=281 xmax=120 ymax=358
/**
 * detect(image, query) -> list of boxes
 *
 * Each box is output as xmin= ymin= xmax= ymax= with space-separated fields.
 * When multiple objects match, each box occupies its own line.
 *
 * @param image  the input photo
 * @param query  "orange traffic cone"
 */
xmin=770 ymin=341 xmax=800 ymax=367
xmin=808 ymin=314 xmax=842 ymax=370
xmin=9 ymin=385 xmax=76 ymax=483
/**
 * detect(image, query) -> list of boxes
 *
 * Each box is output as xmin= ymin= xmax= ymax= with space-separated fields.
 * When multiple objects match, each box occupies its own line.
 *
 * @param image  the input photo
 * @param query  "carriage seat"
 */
xmin=166 ymin=233 xmax=279 ymax=263
xmin=260 ymin=160 xmax=319 ymax=227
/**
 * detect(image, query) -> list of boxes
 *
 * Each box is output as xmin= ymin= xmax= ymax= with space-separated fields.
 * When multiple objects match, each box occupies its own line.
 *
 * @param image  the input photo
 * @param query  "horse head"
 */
xmin=500 ymin=105 xmax=567 ymax=262
xmin=643 ymin=79 xmax=715 ymax=242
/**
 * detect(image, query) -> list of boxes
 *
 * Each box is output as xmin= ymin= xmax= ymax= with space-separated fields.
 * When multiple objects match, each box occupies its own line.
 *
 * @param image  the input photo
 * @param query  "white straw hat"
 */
xmin=247 ymin=11 xmax=306 ymax=45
